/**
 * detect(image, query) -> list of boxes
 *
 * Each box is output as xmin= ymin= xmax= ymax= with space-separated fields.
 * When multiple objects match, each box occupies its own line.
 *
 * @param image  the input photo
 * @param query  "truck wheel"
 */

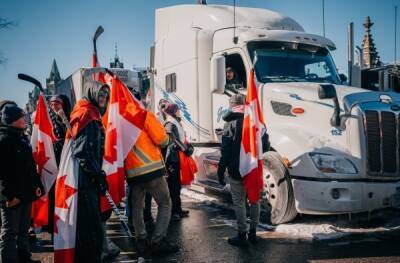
xmin=262 ymin=152 xmax=297 ymax=225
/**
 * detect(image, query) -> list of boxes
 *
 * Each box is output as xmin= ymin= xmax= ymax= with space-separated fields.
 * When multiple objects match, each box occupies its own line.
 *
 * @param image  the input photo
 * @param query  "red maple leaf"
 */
xmin=54 ymin=175 xmax=77 ymax=235
xmin=104 ymin=126 xmax=117 ymax=164
xmin=33 ymin=141 xmax=50 ymax=175
xmin=55 ymin=175 xmax=77 ymax=209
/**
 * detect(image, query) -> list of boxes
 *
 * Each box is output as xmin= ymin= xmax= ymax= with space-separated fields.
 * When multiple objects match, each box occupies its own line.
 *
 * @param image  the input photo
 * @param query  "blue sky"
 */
xmin=0 ymin=0 xmax=398 ymax=107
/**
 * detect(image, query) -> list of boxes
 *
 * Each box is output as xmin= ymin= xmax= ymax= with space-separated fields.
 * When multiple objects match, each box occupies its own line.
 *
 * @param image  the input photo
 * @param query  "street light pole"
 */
xmin=322 ymin=0 xmax=326 ymax=37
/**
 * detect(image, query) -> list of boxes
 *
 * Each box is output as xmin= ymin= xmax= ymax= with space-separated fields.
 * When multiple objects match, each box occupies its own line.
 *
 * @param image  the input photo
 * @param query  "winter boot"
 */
xmin=171 ymin=213 xmax=181 ymax=222
xmin=136 ymin=238 xmax=149 ymax=255
xmin=151 ymin=238 xmax=179 ymax=255
xmin=248 ymin=228 xmax=258 ymax=244
xmin=228 ymin=232 xmax=249 ymax=247
xmin=179 ymin=209 xmax=190 ymax=218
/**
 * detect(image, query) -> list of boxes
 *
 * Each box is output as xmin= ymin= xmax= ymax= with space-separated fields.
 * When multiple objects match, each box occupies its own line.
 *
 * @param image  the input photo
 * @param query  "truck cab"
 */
xmin=150 ymin=4 xmax=400 ymax=224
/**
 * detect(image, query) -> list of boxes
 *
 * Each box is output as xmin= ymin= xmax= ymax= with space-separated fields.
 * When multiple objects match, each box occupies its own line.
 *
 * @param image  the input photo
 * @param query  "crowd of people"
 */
xmin=0 ymin=67 xmax=270 ymax=262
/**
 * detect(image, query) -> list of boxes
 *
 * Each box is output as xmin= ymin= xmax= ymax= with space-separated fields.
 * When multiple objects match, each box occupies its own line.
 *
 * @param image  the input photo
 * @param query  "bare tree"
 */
xmin=0 ymin=18 xmax=17 ymax=65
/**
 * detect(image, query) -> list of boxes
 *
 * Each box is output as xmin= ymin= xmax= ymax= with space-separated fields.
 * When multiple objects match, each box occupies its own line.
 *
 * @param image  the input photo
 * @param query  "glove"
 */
xmin=98 ymin=171 xmax=109 ymax=196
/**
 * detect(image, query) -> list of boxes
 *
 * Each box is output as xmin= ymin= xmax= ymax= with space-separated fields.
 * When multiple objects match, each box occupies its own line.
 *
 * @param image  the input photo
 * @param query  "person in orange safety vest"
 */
xmin=124 ymin=111 xmax=179 ymax=255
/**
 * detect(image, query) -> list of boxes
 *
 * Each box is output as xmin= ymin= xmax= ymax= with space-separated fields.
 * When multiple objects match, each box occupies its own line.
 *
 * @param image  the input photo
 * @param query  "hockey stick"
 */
xmin=18 ymin=73 xmax=45 ymax=93
xmin=93 ymin=26 xmax=104 ymax=59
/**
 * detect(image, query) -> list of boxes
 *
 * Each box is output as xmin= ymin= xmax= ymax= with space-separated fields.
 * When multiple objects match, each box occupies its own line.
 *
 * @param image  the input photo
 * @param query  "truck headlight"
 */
xmin=309 ymin=153 xmax=357 ymax=174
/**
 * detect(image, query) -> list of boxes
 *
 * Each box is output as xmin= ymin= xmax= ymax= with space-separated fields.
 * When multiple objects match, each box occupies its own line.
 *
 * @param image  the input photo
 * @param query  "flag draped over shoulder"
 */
xmin=100 ymin=73 xmax=147 ymax=211
xmin=239 ymin=68 xmax=266 ymax=204
xmin=53 ymin=100 xmax=100 ymax=263
xmin=31 ymin=95 xmax=58 ymax=226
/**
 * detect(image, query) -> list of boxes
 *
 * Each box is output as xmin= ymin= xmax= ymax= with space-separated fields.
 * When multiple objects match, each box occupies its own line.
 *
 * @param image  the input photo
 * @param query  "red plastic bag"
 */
xmin=179 ymin=151 xmax=197 ymax=186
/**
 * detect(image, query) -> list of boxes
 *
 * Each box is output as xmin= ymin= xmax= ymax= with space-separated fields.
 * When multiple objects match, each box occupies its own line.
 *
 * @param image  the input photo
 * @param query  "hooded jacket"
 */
xmin=68 ymin=80 xmax=106 ymax=262
xmin=217 ymin=107 xmax=270 ymax=181
xmin=70 ymin=81 xmax=105 ymax=189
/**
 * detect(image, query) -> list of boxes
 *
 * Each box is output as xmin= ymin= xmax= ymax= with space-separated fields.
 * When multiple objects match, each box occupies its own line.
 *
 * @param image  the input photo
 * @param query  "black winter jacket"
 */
xmin=73 ymin=121 xmax=105 ymax=190
xmin=217 ymin=110 xmax=270 ymax=181
xmin=0 ymin=126 xmax=43 ymax=204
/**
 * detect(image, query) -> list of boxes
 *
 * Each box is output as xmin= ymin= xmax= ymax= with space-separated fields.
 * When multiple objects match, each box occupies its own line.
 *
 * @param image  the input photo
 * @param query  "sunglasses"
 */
xmin=98 ymin=89 xmax=110 ymax=99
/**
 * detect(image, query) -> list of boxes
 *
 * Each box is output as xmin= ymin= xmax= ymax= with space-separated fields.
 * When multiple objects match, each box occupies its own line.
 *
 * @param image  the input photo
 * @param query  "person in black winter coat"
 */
xmin=0 ymin=101 xmax=43 ymax=263
xmin=163 ymin=104 xmax=193 ymax=222
xmin=217 ymin=94 xmax=270 ymax=247
xmin=68 ymin=81 xmax=110 ymax=263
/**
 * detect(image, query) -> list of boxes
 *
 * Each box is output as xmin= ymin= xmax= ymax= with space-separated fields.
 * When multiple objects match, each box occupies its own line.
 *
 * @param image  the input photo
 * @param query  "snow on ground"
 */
xmin=182 ymin=187 xmax=400 ymax=241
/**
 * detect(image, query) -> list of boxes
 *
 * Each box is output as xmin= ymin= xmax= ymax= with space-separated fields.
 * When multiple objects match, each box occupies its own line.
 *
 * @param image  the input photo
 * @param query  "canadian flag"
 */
xmin=239 ymin=68 xmax=266 ymax=204
xmin=53 ymin=138 xmax=78 ymax=263
xmin=101 ymin=73 xmax=146 ymax=211
xmin=31 ymin=94 xmax=58 ymax=226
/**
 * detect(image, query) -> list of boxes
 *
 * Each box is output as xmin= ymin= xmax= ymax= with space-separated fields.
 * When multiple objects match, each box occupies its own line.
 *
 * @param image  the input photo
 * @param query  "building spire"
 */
xmin=362 ymin=16 xmax=382 ymax=69
xmin=114 ymin=42 xmax=119 ymax=60
xmin=49 ymin=59 xmax=61 ymax=81
xmin=110 ymin=42 xmax=124 ymax=69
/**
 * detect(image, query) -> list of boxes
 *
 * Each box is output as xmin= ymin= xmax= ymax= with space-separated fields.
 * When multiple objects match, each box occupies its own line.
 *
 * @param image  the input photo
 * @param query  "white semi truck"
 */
xmin=149 ymin=4 xmax=400 ymax=224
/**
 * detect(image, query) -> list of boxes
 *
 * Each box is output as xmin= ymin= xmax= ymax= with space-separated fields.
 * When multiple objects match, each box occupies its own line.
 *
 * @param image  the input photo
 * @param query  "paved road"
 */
xmin=32 ymin=190 xmax=400 ymax=263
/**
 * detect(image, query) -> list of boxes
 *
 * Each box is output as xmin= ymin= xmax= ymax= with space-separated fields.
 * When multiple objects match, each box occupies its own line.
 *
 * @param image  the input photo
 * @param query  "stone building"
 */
xmin=361 ymin=16 xmax=382 ymax=69
xmin=360 ymin=16 xmax=399 ymax=92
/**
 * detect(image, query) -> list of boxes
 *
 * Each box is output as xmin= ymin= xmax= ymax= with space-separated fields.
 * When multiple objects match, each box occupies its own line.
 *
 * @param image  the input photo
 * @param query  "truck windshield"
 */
xmin=248 ymin=41 xmax=341 ymax=84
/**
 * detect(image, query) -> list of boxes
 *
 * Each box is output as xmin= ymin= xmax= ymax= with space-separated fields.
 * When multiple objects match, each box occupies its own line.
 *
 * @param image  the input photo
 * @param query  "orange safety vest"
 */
xmin=124 ymin=111 xmax=169 ymax=183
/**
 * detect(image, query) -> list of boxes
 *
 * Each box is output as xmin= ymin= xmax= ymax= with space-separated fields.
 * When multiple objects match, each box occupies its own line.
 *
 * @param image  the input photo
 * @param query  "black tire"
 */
xmin=262 ymin=152 xmax=297 ymax=225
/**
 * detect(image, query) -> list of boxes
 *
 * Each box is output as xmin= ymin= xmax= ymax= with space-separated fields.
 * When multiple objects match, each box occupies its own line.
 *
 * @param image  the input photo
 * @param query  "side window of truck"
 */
xmin=166 ymin=73 xmax=177 ymax=93
xmin=225 ymin=53 xmax=247 ymax=88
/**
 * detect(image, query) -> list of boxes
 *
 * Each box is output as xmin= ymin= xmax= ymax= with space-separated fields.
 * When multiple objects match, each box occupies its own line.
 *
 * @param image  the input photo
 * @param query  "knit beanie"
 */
xmin=0 ymin=103 xmax=25 ymax=126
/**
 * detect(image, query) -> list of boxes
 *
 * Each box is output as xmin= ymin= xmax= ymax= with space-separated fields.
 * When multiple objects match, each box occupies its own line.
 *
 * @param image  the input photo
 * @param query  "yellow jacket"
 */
xmin=124 ymin=111 xmax=169 ymax=184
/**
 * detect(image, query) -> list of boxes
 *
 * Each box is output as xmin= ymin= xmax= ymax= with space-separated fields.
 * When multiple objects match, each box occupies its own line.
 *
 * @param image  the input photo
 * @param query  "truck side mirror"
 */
xmin=339 ymin=73 xmax=347 ymax=84
xmin=318 ymin=84 xmax=341 ymax=127
xmin=318 ymin=84 xmax=337 ymax=99
xmin=210 ymin=55 xmax=226 ymax=94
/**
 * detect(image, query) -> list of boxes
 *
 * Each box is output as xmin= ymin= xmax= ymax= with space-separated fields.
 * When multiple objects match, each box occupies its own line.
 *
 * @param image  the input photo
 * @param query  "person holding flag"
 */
xmin=54 ymin=80 xmax=110 ymax=262
xmin=217 ymin=70 xmax=270 ymax=247
xmin=124 ymin=98 xmax=178 ymax=255
xmin=0 ymin=101 xmax=43 ymax=263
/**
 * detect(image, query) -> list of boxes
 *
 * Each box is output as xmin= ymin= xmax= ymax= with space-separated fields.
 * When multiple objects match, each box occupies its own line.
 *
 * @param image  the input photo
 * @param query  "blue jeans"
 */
xmin=0 ymin=202 xmax=32 ymax=263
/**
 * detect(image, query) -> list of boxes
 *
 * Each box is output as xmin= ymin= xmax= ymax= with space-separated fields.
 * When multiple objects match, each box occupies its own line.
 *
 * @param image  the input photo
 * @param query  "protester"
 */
xmin=48 ymin=95 xmax=71 ymax=236
xmin=125 ymin=90 xmax=155 ymax=234
xmin=124 ymin=108 xmax=178 ymax=255
xmin=0 ymin=101 xmax=43 ymax=263
xmin=163 ymin=104 xmax=193 ymax=221
xmin=68 ymin=81 xmax=110 ymax=262
xmin=217 ymin=94 xmax=270 ymax=247
xmin=156 ymin=99 xmax=169 ymax=122
xmin=49 ymin=95 xmax=71 ymax=164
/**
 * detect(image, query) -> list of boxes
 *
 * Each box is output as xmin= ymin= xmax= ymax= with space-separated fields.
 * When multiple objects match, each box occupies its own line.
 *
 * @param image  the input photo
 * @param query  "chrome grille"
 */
xmin=364 ymin=110 xmax=399 ymax=176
